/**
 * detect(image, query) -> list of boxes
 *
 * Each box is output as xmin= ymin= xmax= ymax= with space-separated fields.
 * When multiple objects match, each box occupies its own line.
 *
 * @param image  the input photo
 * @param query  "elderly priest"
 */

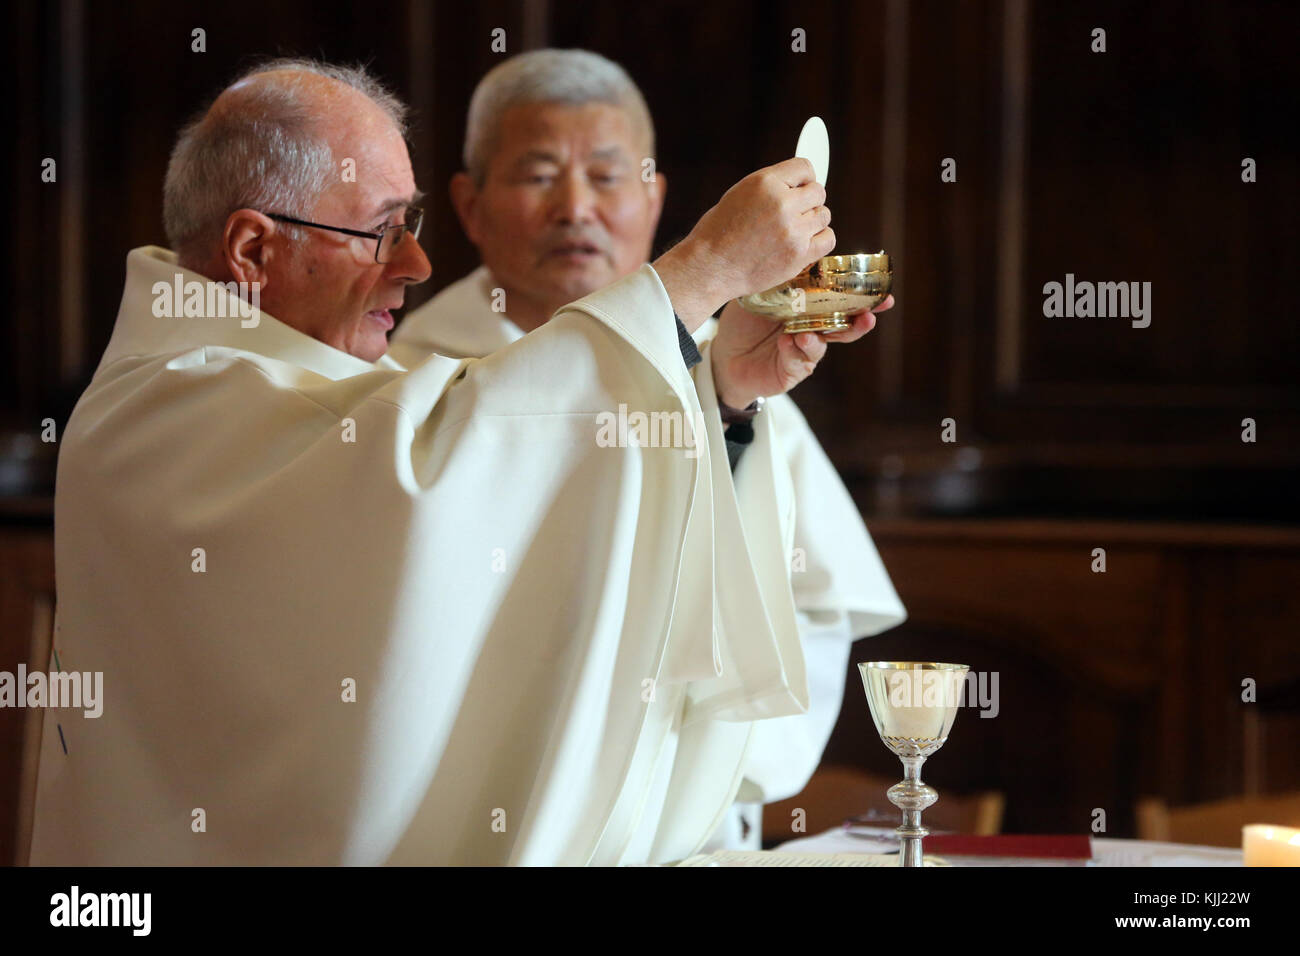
xmin=30 ymin=58 xmax=866 ymax=865
xmin=391 ymin=49 xmax=907 ymax=851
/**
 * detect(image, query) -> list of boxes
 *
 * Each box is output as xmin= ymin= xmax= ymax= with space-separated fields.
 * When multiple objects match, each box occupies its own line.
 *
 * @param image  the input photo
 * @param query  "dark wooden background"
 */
xmin=3 ymin=0 xmax=1298 ymax=861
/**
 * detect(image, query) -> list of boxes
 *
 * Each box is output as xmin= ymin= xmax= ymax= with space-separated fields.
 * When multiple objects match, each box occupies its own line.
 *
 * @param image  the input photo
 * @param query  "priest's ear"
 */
xmin=221 ymin=209 xmax=279 ymax=286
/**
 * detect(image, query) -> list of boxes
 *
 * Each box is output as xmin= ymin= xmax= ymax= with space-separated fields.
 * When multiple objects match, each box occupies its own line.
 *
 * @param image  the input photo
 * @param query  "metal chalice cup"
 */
xmin=736 ymin=251 xmax=892 ymax=334
xmin=859 ymin=661 xmax=969 ymax=867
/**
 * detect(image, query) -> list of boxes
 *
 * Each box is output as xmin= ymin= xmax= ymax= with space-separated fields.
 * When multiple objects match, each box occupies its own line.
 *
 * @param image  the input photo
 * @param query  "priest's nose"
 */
xmin=385 ymin=230 xmax=432 ymax=285
xmin=552 ymin=170 xmax=597 ymax=225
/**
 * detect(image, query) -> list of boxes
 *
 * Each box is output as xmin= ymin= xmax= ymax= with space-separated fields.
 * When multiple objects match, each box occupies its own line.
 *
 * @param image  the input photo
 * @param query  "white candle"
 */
xmin=1243 ymin=824 xmax=1300 ymax=866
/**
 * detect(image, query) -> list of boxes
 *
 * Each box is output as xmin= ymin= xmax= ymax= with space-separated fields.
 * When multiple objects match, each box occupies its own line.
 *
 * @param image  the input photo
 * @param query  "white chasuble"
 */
xmin=393 ymin=268 xmax=908 ymax=853
xmin=29 ymin=247 xmax=812 ymax=866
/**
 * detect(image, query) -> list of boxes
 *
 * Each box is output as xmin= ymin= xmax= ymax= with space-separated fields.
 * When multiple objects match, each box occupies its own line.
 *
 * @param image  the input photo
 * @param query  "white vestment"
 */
xmin=392 ymin=267 xmax=907 ymax=848
xmin=30 ymin=247 xmax=821 ymax=866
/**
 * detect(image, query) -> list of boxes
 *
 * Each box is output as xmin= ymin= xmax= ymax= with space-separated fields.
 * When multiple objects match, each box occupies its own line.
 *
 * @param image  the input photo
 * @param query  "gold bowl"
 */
xmin=737 ymin=251 xmax=892 ymax=333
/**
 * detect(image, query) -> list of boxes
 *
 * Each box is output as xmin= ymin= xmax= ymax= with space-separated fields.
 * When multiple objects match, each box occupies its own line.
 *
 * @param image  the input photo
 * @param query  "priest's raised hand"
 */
xmin=652 ymin=157 xmax=836 ymax=332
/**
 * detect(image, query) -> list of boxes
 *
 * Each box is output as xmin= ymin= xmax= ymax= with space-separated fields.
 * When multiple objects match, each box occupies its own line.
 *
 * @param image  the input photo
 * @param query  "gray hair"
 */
xmin=163 ymin=57 xmax=409 ymax=267
xmin=464 ymin=48 xmax=654 ymax=184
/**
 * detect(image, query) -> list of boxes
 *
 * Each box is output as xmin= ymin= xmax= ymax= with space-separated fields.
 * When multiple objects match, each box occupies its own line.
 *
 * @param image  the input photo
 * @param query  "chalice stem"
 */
xmin=892 ymin=754 xmax=935 ymax=868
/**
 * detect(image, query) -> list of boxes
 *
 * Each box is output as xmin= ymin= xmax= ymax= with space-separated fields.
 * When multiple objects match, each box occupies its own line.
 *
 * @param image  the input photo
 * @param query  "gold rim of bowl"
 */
xmin=859 ymin=661 xmax=970 ymax=671
xmin=814 ymin=251 xmax=890 ymax=275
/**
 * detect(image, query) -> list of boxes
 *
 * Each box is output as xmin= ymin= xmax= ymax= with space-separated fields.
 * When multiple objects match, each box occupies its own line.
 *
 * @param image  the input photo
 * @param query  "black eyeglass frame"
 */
xmin=264 ymin=206 xmax=424 ymax=263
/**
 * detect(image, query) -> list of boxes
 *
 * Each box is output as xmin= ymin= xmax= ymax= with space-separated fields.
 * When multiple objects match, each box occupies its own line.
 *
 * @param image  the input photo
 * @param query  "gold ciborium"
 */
xmin=737 ymin=251 xmax=892 ymax=333
xmin=859 ymin=661 xmax=969 ymax=867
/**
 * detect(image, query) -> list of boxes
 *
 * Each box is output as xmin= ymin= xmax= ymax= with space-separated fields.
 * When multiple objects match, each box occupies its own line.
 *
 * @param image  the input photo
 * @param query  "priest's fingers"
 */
xmin=818 ymin=310 xmax=877 ymax=343
xmin=788 ymin=180 xmax=827 ymax=213
xmin=801 ymin=204 xmax=832 ymax=232
xmin=819 ymin=295 xmax=893 ymax=342
xmin=808 ymin=224 xmax=836 ymax=261
xmin=773 ymin=156 xmax=820 ymax=188
xmin=785 ymin=330 xmax=828 ymax=365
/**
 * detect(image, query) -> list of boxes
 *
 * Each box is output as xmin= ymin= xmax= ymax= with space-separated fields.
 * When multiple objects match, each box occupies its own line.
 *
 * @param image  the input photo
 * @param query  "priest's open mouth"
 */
xmin=545 ymin=243 xmax=603 ymax=261
xmin=367 ymin=308 xmax=395 ymax=329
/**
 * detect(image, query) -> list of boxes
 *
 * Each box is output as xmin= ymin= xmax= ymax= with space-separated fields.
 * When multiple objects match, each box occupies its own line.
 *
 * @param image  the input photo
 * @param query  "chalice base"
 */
xmin=781 ymin=312 xmax=854 ymax=334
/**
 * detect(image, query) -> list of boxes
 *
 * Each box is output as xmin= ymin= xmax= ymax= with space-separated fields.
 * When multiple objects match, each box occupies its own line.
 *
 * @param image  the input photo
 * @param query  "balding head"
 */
xmin=164 ymin=59 xmax=409 ymax=272
xmin=163 ymin=58 xmax=431 ymax=362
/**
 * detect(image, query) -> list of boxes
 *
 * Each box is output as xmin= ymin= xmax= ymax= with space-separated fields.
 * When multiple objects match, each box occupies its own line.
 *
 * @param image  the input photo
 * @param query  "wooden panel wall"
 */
xmin=822 ymin=520 xmax=1300 ymax=837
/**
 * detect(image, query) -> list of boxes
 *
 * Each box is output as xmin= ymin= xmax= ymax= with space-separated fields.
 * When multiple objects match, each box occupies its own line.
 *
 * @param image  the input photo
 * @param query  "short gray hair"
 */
xmin=463 ymin=48 xmax=654 ymax=184
xmin=163 ymin=58 xmax=409 ymax=266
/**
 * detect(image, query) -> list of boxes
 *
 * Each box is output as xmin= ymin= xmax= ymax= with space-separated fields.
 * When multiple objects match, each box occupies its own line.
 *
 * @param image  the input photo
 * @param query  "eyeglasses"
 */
xmin=264 ymin=205 xmax=424 ymax=264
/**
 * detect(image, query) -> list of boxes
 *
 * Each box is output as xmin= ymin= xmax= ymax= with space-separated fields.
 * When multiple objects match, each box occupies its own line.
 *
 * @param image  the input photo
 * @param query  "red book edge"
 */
xmin=923 ymin=834 xmax=1094 ymax=859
